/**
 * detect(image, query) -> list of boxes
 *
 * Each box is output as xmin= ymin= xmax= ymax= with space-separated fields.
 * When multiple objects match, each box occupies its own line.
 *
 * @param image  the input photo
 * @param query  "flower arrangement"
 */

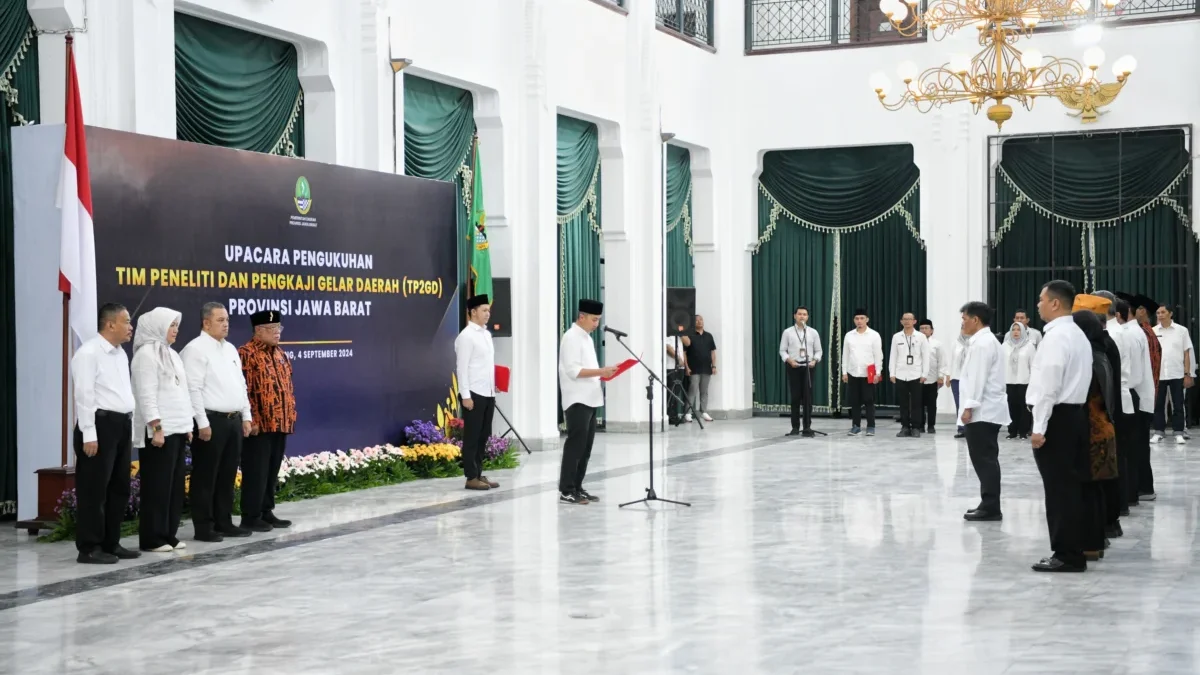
xmin=447 ymin=417 xmax=465 ymax=441
xmin=41 ymin=421 xmax=521 ymax=542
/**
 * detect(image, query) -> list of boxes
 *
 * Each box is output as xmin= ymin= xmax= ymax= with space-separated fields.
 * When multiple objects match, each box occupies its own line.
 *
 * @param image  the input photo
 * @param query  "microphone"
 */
xmin=604 ymin=326 xmax=628 ymax=338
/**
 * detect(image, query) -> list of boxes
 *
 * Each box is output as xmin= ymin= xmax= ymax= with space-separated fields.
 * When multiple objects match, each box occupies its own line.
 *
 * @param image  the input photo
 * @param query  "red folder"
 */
xmin=867 ymin=364 xmax=879 ymax=384
xmin=495 ymin=365 xmax=511 ymax=393
xmin=601 ymin=359 xmax=638 ymax=382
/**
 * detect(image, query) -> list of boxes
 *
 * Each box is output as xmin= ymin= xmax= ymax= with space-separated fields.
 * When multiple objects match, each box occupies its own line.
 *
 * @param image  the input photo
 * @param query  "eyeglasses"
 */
xmin=260 ymin=324 xmax=284 ymax=332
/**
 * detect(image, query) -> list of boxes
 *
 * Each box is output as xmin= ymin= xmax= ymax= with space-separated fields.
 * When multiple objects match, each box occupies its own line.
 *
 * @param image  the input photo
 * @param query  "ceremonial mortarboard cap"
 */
xmin=578 ymin=298 xmax=604 ymax=315
xmin=1071 ymin=294 xmax=1111 ymax=316
xmin=466 ymin=294 xmax=489 ymax=310
xmin=250 ymin=310 xmax=280 ymax=326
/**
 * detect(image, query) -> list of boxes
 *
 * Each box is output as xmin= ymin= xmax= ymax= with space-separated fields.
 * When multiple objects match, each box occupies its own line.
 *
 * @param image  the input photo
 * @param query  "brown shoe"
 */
xmin=480 ymin=475 xmax=500 ymax=488
xmin=465 ymin=478 xmax=491 ymax=491
xmin=1083 ymin=550 xmax=1101 ymax=562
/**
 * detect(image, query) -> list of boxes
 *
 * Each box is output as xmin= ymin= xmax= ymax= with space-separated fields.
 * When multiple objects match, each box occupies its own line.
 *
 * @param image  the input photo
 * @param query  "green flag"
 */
xmin=469 ymin=143 xmax=493 ymax=300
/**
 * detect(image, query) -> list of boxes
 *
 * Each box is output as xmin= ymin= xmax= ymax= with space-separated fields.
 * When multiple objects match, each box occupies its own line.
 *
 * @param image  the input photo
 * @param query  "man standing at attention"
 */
xmin=1115 ymin=295 xmax=1154 ymax=507
xmin=182 ymin=302 xmax=254 ymax=542
xmin=454 ymin=295 xmax=499 ymax=491
xmin=957 ymin=302 xmax=1009 ymax=522
xmin=1027 ymin=281 xmax=1093 ymax=573
xmin=918 ymin=319 xmax=950 ymax=434
xmin=1015 ymin=309 xmax=1042 ymax=346
xmin=890 ymin=312 xmax=929 ymax=438
xmin=71 ymin=304 xmax=139 ymax=564
xmin=558 ymin=299 xmax=616 ymax=505
xmin=842 ymin=308 xmax=883 ymax=437
xmin=238 ymin=310 xmax=298 ymax=531
xmin=680 ymin=315 xmax=717 ymax=423
xmin=1151 ymin=305 xmax=1194 ymax=445
xmin=779 ymin=306 xmax=823 ymax=438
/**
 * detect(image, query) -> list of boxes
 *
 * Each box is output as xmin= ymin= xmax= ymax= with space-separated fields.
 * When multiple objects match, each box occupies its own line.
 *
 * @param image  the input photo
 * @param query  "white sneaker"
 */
xmin=684 ymin=414 xmax=693 ymax=422
xmin=1151 ymin=434 xmax=1164 ymax=444
xmin=1176 ymin=435 xmax=1187 ymax=445
xmin=173 ymin=541 xmax=187 ymax=550
xmin=147 ymin=544 xmax=173 ymax=553
xmin=701 ymin=413 xmax=713 ymax=422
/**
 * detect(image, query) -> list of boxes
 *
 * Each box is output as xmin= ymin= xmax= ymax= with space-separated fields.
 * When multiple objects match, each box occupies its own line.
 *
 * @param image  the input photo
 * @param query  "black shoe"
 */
xmin=1140 ymin=492 xmax=1157 ymax=501
xmin=954 ymin=431 xmax=966 ymax=439
xmin=263 ymin=512 xmax=292 ymax=529
xmin=786 ymin=429 xmax=801 ymax=437
xmin=964 ymin=510 xmax=1002 ymax=521
xmin=910 ymin=430 xmax=922 ymax=439
xmin=1005 ymin=433 xmax=1018 ymax=440
xmin=964 ymin=507 xmax=983 ymax=515
xmin=896 ymin=428 xmax=911 ymax=438
xmin=578 ymin=489 xmax=600 ymax=502
xmin=1031 ymin=556 xmax=1086 ymax=573
xmin=1106 ymin=522 xmax=1123 ymax=538
xmin=105 ymin=545 xmax=141 ymax=560
xmin=559 ymin=491 xmax=588 ymax=505
xmin=1019 ymin=434 xmax=1029 ymax=440
xmin=77 ymin=550 xmax=119 ymax=565
xmin=216 ymin=525 xmax=253 ymax=538
xmin=801 ymin=429 xmax=816 ymax=438
xmin=240 ymin=519 xmax=274 ymax=533
xmin=926 ymin=427 xmax=936 ymax=434
xmin=194 ymin=531 xmax=225 ymax=543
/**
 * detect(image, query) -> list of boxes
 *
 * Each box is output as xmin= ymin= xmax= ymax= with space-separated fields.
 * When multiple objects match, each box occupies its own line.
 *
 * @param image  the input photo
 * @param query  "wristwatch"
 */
xmin=149 ymin=423 xmax=162 ymax=434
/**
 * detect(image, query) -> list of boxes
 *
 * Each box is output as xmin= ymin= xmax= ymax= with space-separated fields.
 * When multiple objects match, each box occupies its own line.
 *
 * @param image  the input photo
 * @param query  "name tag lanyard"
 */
xmin=904 ymin=334 xmax=915 ymax=366
xmin=794 ymin=326 xmax=808 ymax=362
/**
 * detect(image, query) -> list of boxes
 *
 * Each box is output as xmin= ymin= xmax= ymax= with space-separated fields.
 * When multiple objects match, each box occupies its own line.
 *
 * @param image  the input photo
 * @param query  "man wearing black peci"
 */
xmin=455 ymin=295 xmax=498 ymax=491
xmin=779 ymin=306 xmax=823 ymax=437
xmin=70 ymin=303 xmax=140 ymax=564
xmin=1027 ymin=280 xmax=1093 ymax=573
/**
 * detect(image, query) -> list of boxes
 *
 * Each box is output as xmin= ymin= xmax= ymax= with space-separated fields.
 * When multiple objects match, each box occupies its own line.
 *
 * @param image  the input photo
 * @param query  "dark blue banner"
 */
xmin=87 ymin=127 xmax=458 ymax=455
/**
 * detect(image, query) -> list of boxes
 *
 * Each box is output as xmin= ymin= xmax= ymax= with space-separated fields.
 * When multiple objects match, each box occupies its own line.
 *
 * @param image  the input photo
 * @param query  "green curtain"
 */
xmin=557 ymin=116 xmax=603 ymax=424
xmin=666 ymin=145 xmax=694 ymax=288
xmin=403 ymin=76 xmax=476 ymax=298
xmin=175 ymin=13 xmax=305 ymax=157
xmin=990 ymin=129 xmax=1194 ymax=333
xmin=0 ymin=2 xmax=38 ymax=517
xmin=752 ymin=145 xmax=923 ymax=412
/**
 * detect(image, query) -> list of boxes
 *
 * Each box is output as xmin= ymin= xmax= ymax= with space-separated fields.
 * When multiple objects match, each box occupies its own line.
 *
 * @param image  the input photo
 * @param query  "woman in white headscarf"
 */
xmin=131 ymin=307 xmax=192 ymax=553
xmin=1002 ymin=321 xmax=1037 ymax=440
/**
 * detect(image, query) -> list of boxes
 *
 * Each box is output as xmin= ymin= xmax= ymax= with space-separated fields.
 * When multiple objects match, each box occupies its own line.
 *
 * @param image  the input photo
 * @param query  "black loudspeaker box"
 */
xmin=667 ymin=287 xmax=695 ymax=336
xmin=487 ymin=278 xmax=511 ymax=337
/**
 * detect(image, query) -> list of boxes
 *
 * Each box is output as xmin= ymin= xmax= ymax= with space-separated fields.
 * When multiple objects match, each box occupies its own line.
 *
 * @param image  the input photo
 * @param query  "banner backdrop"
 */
xmin=86 ymin=127 xmax=459 ymax=455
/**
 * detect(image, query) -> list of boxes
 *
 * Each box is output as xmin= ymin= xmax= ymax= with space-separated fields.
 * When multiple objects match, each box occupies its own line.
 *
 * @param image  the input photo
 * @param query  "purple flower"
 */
xmin=403 ymin=419 xmax=446 ymax=445
xmin=484 ymin=436 xmax=510 ymax=460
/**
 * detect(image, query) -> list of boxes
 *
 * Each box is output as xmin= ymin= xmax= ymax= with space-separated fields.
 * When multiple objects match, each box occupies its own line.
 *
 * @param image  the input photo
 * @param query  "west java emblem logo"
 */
xmin=294 ymin=176 xmax=313 ymax=215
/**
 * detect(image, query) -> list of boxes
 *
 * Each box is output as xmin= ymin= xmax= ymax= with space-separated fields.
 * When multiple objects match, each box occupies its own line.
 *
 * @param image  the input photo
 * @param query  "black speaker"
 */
xmin=488 ymin=278 xmax=511 ymax=337
xmin=667 ymin=287 xmax=695 ymax=336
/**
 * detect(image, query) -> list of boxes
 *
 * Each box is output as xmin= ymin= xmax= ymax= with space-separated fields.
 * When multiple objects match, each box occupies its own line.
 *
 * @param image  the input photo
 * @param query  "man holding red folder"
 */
xmin=558 ymin=299 xmax=617 ymax=505
xmin=455 ymin=295 xmax=499 ymax=491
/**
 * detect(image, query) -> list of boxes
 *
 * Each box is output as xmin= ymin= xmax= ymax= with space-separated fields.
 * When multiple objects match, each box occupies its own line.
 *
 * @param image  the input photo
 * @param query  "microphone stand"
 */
xmin=611 ymin=333 xmax=694 ymax=509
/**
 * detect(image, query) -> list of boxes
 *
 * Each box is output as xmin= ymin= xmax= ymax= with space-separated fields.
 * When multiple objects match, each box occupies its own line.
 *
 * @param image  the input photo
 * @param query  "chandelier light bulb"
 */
xmin=878 ymin=0 xmax=895 ymax=16
xmin=869 ymin=72 xmax=893 ymax=94
xmin=1020 ymin=10 xmax=1040 ymax=26
xmin=1112 ymin=54 xmax=1137 ymax=76
xmin=896 ymin=60 xmax=919 ymax=82
xmin=949 ymin=53 xmax=971 ymax=74
xmin=1083 ymin=46 xmax=1106 ymax=68
xmin=1020 ymin=49 xmax=1044 ymax=71
xmin=891 ymin=0 xmax=910 ymax=21
xmin=1073 ymin=23 xmax=1103 ymax=46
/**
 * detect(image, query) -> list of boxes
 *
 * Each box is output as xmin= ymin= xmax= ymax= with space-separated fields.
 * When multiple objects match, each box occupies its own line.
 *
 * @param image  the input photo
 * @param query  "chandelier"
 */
xmin=868 ymin=0 xmax=1137 ymax=129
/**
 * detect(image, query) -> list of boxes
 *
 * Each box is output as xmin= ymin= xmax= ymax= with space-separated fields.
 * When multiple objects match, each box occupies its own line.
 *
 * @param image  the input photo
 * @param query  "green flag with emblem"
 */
xmin=469 ymin=141 xmax=493 ymax=300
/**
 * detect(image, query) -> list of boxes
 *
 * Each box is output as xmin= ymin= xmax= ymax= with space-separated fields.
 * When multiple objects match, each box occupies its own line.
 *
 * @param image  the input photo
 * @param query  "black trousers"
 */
xmin=241 ymin=431 xmax=288 ymax=521
xmin=1153 ymin=378 xmax=1186 ymax=434
xmin=1033 ymin=404 xmax=1088 ymax=567
xmin=920 ymin=383 xmax=939 ymax=430
xmin=1118 ymin=411 xmax=1140 ymax=506
xmin=1081 ymin=481 xmax=1106 ymax=552
xmin=788 ymin=365 xmax=813 ymax=432
xmin=190 ymin=412 xmax=243 ymax=535
xmin=846 ymin=376 xmax=875 ymax=428
xmin=1102 ymin=478 xmax=1122 ymax=527
xmin=895 ymin=379 xmax=922 ymax=431
xmin=1137 ymin=410 xmax=1155 ymax=495
xmin=138 ymin=432 xmax=187 ymax=550
xmin=1006 ymin=384 xmax=1031 ymax=436
xmin=666 ymin=369 xmax=689 ymax=422
xmin=965 ymin=422 xmax=1002 ymax=514
xmin=73 ymin=411 xmax=132 ymax=554
xmin=560 ymin=404 xmax=597 ymax=494
xmin=460 ymin=393 xmax=496 ymax=481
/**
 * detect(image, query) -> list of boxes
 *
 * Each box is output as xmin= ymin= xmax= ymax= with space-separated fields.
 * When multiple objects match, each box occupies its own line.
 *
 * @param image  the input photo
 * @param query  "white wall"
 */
xmin=26 ymin=0 xmax=1199 ymax=435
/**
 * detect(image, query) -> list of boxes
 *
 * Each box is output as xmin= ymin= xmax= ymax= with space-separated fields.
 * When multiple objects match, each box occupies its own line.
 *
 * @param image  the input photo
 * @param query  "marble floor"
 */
xmin=2 ymin=417 xmax=1200 ymax=674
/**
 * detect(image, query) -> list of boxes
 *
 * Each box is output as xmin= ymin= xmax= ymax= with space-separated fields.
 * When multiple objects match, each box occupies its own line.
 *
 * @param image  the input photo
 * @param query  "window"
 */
xmin=657 ymin=0 xmax=715 ymax=47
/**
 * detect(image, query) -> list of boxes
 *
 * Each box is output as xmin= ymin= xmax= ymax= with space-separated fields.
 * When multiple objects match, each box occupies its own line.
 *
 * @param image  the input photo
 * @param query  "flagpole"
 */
xmin=60 ymin=34 xmax=74 ymax=468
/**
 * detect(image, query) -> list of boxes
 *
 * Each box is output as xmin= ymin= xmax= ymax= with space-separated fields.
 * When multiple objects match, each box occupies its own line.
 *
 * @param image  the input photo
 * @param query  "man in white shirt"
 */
xmin=957 ymin=302 xmax=1010 ymax=522
xmin=1116 ymin=297 xmax=1155 ymax=508
xmin=1152 ymin=305 xmax=1194 ymax=444
xmin=71 ymin=303 xmax=139 ymax=565
xmin=1096 ymin=291 xmax=1135 ymax=529
xmin=1015 ymin=309 xmax=1042 ymax=346
xmin=558 ymin=299 xmax=616 ymax=505
xmin=664 ymin=332 xmax=689 ymax=424
xmin=889 ymin=312 xmax=929 ymax=438
xmin=841 ymin=308 xmax=883 ymax=436
xmin=1027 ymin=281 xmax=1093 ymax=573
xmin=456 ymin=295 xmax=498 ymax=491
xmin=779 ymin=306 xmax=823 ymax=438
xmin=181 ymin=302 xmax=253 ymax=542
xmin=918 ymin=319 xmax=950 ymax=434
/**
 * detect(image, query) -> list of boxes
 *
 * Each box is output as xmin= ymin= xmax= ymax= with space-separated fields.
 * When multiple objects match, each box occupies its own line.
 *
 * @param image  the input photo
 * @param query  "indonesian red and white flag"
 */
xmin=58 ymin=39 xmax=96 ymax=345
